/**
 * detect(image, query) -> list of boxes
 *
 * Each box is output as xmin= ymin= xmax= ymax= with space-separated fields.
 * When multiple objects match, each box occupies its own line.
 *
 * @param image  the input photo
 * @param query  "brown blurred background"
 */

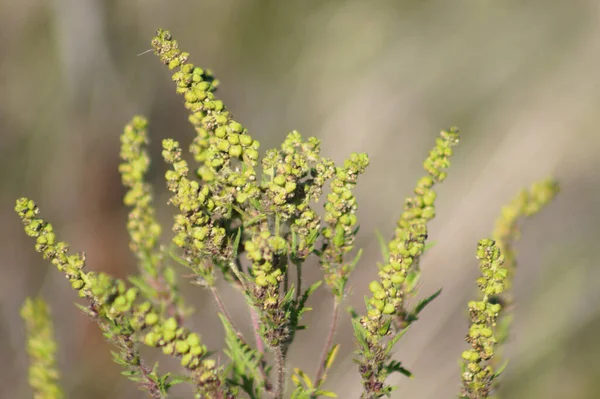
xmin=1 ymin=1 xmax=599 ymax=398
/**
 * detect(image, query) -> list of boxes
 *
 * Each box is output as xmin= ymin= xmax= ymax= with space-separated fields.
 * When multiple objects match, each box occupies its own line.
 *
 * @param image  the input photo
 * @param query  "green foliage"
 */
xmin=15 ymin=29 xmax=559 ymax=399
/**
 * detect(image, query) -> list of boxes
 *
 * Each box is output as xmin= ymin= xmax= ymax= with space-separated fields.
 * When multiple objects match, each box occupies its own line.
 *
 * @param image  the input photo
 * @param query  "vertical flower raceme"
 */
xmin=162 ymin=138 xmax=224 ymax=286
xmin=151 ymin=29 xmax=260 ymax=216
xmin=21 ymin=298 xmax=63 ymax=399
xmin=487 ymin=178 xmax=559 ymax=371
xmin=460 ymin=239 xmax=506 ymax=399
xmin=356 ymin=128 xmax=460 ymax=398
xmin=492 ymin=178 xmax=559 ymax=291
xmin=321 ymin=152 xmax=369 ymax=299
xmin=119 ymin=116 xmax=185 ymax=322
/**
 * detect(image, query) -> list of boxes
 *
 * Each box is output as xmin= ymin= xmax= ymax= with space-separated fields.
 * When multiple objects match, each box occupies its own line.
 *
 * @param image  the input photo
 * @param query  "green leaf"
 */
xmin=219 ymin=313 xmax=263 ymax=397
xmin=232 ymin=227 xmax=243 ymax=259
xmin=423 ymin=240 xmax=437 ymax=252
xmin=316 ymin=344 xmax=340 ymax=388
xmin=492 ymin=360 xmax=509 ymax=380
xmin=348 ymin=248 xmax=363 ymax=272
xmin=291 ymin=229 xmax=299 ymax=258
xmin=385 ymin=360 xmax=412 ymax=378
xmin=405 ymin=288 xmax=442 ymax=324
xmin=351 ymin=318 xmax=369 ymax=352
xmin=128 ymin=275 xmax=155 ymax=300
xmin=384 ymin=326 xmax=410 ymax=356
xmin=375 ymin=229 xmax=390 ymax=260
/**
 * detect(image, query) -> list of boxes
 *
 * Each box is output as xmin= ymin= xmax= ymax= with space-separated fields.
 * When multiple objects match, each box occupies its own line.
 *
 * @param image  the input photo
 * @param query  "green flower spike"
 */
xmin=321 ymin=152 xmax=369 ymax=299
xmin=152 ymin=28 xmax=260 ymax=217
xmin=21 ymin=298 xmax=64 ymax=399
xmin=460 ymin=239 xmax=506 ymax=399
xmin=356 ymin=128 xmax=459 ymax=398
xmin=484 ymin=178 xmax=559 ymax=379
xmin=119 ymin=116 xmax=186 ymax=322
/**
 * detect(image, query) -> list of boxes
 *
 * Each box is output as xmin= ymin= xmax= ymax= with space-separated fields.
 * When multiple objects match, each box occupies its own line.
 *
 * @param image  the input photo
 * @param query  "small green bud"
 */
xmin=240 ymin=134 xmax=253 ymax=147
xmin=71 ymin=279 xmax=84 ymax=290
xmin=176 ymin=340 xmax=190 ymax=354
xmin=255 ymin=275 xmax=268 ymax=287
xmin=162 ymin=343 xmax=175 ymax=355
xmin=215 ymin=126 xmax=227 ymax=138
xmin=374 ymin=290 xmax=386 ymax=300
xmin=187 ymin=333 xmax=201 ymax=346
xmin=164 ymin=330 xmax=176 ymax=342
xmin=245 ymin=148 xmax=259 ymax=161
xmin=390 ymin=273 xmax=405 ymax=285
xmin=144 ymin=332 xmax=160 ymax=347
xmin=229 ymin=145 xmax=242 ymax=158
xmin=125 ymin=288 xmax=137 ymax=303
xmin=273 ymin=175 xmax=286 ymax=186
xmin=216 ymin=139 xmax=230 ymax=152
xmin=145 ymin=312 xmax=159 ymax=326
xmin=369 ymin=281 xmax=382 ymax=293
xmin=382 ymin=303 xmax=395 ymax=315
xmin=164 ymin=317 xmax=178 ymax=332
xmin=229 ymin=122 xmax=243 ymax=133
xmin=190 ymin=345 xmax=203 ymax=356
xmin=228 ymin=133 xmax=240 ymax=144
xmin=181 ymin=353 xmax=193 ymax=367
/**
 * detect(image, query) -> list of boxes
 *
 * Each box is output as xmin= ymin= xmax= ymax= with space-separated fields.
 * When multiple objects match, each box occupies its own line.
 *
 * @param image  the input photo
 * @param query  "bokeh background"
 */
xmin=2 ymin=1 xmax=600 ymax=398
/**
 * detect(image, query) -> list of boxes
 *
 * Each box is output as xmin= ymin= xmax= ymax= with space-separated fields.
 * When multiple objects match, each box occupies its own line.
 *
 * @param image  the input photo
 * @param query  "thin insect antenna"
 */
xmin=137 ymin=48 xmax=153 ymax=57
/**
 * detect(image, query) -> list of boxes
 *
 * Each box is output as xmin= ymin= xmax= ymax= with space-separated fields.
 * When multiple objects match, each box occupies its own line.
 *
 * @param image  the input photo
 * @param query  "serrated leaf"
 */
xmin=218 ymin=313 xmax=263 ymax=396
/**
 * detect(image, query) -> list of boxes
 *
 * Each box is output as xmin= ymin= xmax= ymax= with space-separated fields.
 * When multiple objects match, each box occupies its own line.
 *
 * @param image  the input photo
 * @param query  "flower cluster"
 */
xmin=20 ymin=298 xmax=63 ymax=399
xmin=492 ymin=178 xmax=560 ymax=286
xmin=321 ymin=152 xmax=369 ymax=299
xmin=119 ymin=116 xmax=185 ymax=322
xmin=151 ymin=29 xmax=260 ymax=209
xmin=460 ymin=239 xmax=506 ymax=398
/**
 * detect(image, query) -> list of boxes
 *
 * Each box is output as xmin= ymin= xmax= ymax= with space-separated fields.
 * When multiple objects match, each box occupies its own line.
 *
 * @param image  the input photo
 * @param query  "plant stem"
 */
xmin=295 ymin=261 xmax=302 ymax=302
xmin=314 ymin=299 xmax=340 ymax=387
xmin=273 ymin=345 xmax=286 ymax=399
xmin=210 ymin=286 xmax=243 ymax=339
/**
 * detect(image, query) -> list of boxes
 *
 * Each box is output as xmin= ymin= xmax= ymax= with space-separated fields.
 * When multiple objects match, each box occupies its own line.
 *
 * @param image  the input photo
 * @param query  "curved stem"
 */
xmin=314 ymin=299 xmax=340 ymax=387
xmin=210 ymin=286 xmax=243 ymax=339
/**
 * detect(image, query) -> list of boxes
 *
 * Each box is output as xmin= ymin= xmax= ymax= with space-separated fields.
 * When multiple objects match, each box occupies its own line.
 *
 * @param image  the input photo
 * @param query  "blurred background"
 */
xmin=1 ymin=0 xmax=599 ymax=398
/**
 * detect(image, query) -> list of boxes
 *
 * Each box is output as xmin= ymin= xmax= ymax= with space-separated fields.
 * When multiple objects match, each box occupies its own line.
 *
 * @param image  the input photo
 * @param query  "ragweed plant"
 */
xmin=16 ymin=29 xmax=559 ymax=399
